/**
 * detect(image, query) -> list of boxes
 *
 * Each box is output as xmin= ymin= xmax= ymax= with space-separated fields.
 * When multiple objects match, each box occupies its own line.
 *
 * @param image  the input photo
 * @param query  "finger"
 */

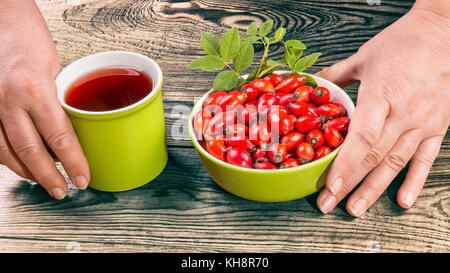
xmin=316 ymin=54 xmax=360 ymax=88
xmin=29 ymin=86 xmax=90 ymax=190
xmin=1 ymin=109 xmax=68 ymax=199
xmin=318 ymin=117 xmax=404 ymax=213
xmin=325 ymin=88 xmax=390 ymax=197
xmin=346 ymin=129 xmax=421 ymax=217
xmin=0 ymin=121 xmax=34 ymax=180
xmin=397 ymin=135 xmax=444 ymax=209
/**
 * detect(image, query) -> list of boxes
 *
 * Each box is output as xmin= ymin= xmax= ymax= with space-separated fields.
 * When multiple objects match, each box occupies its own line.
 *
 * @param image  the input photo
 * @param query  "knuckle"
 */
xmin=384 ymin=152 xmax=408 ymax=173
xmin=362 ymin=149 xmax=384 ymax=170
xmin=414 ymin=153 xmax=436 ymax=168
xmin=362 ymin=183 xmax=382 ymax=200
xmin=15 ymin=143 xmax=42 ymax=161
xmin=352 ymin=126 xmax=379 ymax=150
xmin=46 ymin=129 xmax=75 ymax=152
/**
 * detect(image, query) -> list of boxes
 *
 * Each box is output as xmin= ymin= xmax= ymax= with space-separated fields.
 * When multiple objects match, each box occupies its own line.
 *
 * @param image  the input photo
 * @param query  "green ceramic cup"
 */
xmin=56 ymin=51 xmax=167 ymax=192
xmin=188 ymin=72 xmax=355 ymax=202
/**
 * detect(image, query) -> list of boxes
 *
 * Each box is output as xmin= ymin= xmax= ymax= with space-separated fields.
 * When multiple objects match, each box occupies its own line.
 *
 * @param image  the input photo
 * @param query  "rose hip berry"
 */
xmin=279 ymin=158 xmax=301 ymax=169
xmin=268 ymin=143 xmax=288 ymax=164
xmin=195 ymin=73 xmax=350 ymax=169
xmin=275 ymin=75 xmax=306 ymax=93
xmin=264 ymin=74 xmax=283 ymax=87
xmin=296 ymin=142 xmax=315 ymax=164
xmin=254 ymin=158 xmax=277 ymax=169
xmin=324 ymin=126 xmax=343 ymax=149
xmin=311 ymin=86 xmax=330 ymax=105
xmin=306 ymin=129 xmax=325 ymax=149
xmin=315 ymin=145 xmax=332 ymax=160
xmin=295 ymin=114 xmax=321 ymax=133
xmin=225 ymin=148 xmax=252 ymax=168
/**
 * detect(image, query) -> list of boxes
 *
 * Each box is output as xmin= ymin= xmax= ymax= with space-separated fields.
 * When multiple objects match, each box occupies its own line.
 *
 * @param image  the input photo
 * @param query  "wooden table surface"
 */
xmin=0 ymin=0 xmax=448 ymax=253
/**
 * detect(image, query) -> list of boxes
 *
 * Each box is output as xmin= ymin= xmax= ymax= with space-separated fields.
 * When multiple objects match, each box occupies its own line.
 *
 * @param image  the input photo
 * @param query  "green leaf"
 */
xmin=236 ymin=78 xmax=247 ymax=88
xmin=247 ymin=67 xmax=259 ymax=81
xmin=242 ymin=34 xmax=259 ymax=43
xmin=274 ymin=27 xmax=286 ymax=42
xmin=283 ymin=46 xmax=303 ymax=69
xmin=259 ymin=19 xmax=273 ymax=37
xmin=188 ymin=55 xmax=224 ymax=71
xmin=258 ymin=66 xmax=275 ymax=78
xmin=266 ymin=59 xmax=285 ymax=67
xmin=219 ymin=27 xmax=240 ymax=62
xmin=233 ymin=41 xmax=254 ymax=73
xmin=263 ymin=36 xmax=271 ymax=44
xmin=201 ymin=33 xmax=220 ymax=56
xmin=293 ymin=52 xmax=321 ymax=73
xmin=300 ymin=73 xmax=318 ymax=87
xmin=247 ymin=22 xmax=258 ymax=36
xmin=213 ymin=70 xmax=239 ymax=91
xmin=285 ymin=40 xmax=307 ymax=50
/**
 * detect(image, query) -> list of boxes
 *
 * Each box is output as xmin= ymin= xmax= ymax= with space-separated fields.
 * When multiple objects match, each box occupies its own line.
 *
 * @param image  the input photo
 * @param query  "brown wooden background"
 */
xmin=0 ymin=0 xmax=448 ymax=252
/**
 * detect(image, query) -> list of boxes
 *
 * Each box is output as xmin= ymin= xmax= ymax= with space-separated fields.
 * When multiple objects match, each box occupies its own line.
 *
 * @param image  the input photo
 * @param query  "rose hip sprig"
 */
xmin=188 ymin=20 xmax=322 ymax=91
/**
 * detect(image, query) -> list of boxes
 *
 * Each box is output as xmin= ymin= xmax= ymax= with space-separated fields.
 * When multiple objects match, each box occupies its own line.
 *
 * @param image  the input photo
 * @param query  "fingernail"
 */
xmin=50 ymin=188 xmax=66 ymax=200
xmin=349 ymin=198 xmax=367 ymax=217
xmin=402 ymin=191 xmax=415 ymax=208
xmin=319 ymin=194 xmax=336 ymax=214
xmin=330 ymin=177 xmax=343 ymax=195
xmin=74 ymin=176 xmax=88 ymax=190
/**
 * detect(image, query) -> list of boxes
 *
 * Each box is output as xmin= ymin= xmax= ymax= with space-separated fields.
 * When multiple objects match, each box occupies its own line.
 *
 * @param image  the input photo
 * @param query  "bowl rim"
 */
xmin=188 ymin=71 xmax=355 ymax=173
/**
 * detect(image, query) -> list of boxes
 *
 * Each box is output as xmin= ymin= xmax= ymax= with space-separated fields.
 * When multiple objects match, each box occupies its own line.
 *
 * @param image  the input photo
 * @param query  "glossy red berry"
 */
xmin=204 ymin=91 xmax=227 ymax=108
xmin=252 ymin=147 xmax=268 ymax=162
xmin=330 ymin=101 xmax=347 ymax=117
xmin=325 ymin=117 xmax=350 ymax=136
xmin=306 ymin=129 xmax=325 ymax=149
xmin=249 ymin=121 xmax=271 ymax=146
xmin=278 ymin=93 xmax=295 ymax=107
xmin=225 ymin=123 xmax=248 ymax=139
xmin=285 ymin=151 xmax=296 ymax=160
xmin=193 ymin=109 xmax=212 ymax=140
xmin=324 ymin=126 xmax=343 ymax=149
xmin=251 ymin=79 xmax=275 ymax=94
xmin=315 ymin=145 xmax=332 ymax=160
xmin=217 ymin=93 xmax=242 ymax=111
xmin=256 ymin=93 xmax=278 ymax=114
xmin=229 ymin=89 xmax=247 ymax=105
xmin=225 ymin=135 xmax=256 ymax=152
xmin=294 ymin=115 xmax=321 ymax=133
xmin=311 ymin=86 xmax=330 ymax=105
xmin=296 ymin=142 xmax=315 ymax=164
xmin=288 ymin=114 xmax=297 ymax=125
xmin=204 ymin=111 xmax=236 ymax=137
xmin=316 ymin=103 xmax=342 ymax=118
xmin=268 ymin=143 xmax=288 ymax=164
xmin=264 ymin=74 xmax=283 ymax=87
xmin=254 ymin=158 xmax=277 ymax=170
xmin=281 ymin=132 xmax=305 ymax=151
xmin=225 ymin=148 xmax=252 ymax=168
xmin=275 ymin=75 xmax=306 ymax=93
xmin=288 ymin=102 xmax=317 ymax=117
xmin=279 ymin=158 xmax=301 ymax=169
xmin=240 ymin=84 xmax=259 ymax=101
xmin=236 ymin=104 xmax=258 ymax=125
xmin=292 ymin=86 xmax=311 ymax=103
xmin=206 ymin=137 xmax=227 ymax=161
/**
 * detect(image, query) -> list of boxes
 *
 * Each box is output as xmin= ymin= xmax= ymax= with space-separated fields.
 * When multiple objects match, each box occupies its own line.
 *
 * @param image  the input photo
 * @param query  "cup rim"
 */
xmin=56 ymin=51 xmax=163 ymax=116
xmin=188 ymin=71 xmax=355 ymax=173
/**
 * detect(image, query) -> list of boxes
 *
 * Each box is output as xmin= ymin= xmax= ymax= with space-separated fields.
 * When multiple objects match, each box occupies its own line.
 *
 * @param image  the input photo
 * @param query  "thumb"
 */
xmin=316 ymin=54 xmax=360 ymax=88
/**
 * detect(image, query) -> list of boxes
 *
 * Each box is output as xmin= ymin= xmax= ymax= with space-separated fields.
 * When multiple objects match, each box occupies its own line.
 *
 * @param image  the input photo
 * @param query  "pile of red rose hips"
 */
xmin=193 ymin=73 xmax=350 ymax=170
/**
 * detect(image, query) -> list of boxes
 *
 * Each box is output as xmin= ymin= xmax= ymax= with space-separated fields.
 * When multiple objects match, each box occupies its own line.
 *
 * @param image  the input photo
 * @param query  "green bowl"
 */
xmin=188 ymin=72 xmax=355 ymax=202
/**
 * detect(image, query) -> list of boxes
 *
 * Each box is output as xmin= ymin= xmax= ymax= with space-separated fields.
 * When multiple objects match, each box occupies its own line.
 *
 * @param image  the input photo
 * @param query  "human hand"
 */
xmin=316 ymin=1 xmax=450 ymax=216
xmin=0 ymin=0 xmax=90 ymax=199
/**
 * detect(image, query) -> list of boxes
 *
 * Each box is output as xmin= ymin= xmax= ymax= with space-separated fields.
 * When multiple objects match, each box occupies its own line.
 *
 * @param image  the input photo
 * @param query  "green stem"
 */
xmin=255 ymin=39 xmax=270 ymax=78
xmin=224 ymin=62 xmax=245 ymax=80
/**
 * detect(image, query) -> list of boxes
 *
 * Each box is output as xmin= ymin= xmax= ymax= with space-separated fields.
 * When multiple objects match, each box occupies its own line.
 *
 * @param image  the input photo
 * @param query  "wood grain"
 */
xmin=0 ymin=0 xmax=448 ymax=253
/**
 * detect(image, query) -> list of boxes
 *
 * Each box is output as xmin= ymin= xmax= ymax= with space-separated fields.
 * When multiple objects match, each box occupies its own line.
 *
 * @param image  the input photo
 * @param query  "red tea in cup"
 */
xmin=65 ymin=66 xmax=153 ymax=111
